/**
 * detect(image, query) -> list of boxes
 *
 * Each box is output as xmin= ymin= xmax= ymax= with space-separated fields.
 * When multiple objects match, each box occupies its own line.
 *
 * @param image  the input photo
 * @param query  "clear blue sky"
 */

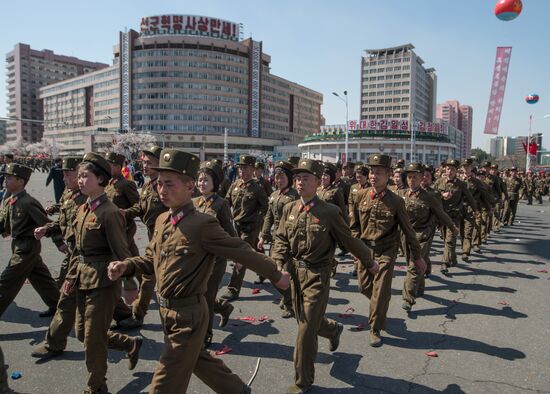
xmin=2 ymin=0 xmax=550 ymax=151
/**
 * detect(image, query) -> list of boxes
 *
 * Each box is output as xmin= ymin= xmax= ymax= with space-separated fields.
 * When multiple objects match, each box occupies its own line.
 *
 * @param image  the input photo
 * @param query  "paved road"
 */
xmin=2 ymin=173 xmax=550 ymax=393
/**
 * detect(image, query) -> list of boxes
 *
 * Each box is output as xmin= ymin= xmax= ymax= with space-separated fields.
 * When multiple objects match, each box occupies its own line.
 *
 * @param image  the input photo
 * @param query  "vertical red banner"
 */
xmin=484 ymin=47 xmax=512 ymax=135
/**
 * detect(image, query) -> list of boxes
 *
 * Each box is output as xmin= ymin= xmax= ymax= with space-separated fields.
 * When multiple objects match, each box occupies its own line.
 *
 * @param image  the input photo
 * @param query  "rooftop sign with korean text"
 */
xmin=140 ymin=15 xmax=240 ymax=42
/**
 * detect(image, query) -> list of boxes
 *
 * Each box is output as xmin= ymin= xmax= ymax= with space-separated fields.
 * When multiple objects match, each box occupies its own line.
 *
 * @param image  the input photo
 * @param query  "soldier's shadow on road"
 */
xmin=117 ymin=371 xmax=153 ymax=394
xmin=420 ymin=274 xmax=518 ymax=294
xmin=383 ymin=318 xmax=525 ymax=361
xmin=1 ymin=303 xmax=56 ymax=329
xmin=319 ymin=352 xmax=465 ymax=393
xmin=449 ymin=266 xmax=540 ymax=280
xmin=413 ymin=294 xmax=527 ymax=320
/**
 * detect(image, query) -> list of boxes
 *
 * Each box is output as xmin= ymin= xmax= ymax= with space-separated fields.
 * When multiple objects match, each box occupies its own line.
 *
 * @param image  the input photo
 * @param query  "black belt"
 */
xmin=157 ymin=294 xmax=201 ymax=309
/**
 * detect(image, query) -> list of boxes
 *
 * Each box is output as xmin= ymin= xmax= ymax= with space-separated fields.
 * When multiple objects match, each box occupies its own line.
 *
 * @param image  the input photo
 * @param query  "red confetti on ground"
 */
xmin=537 ymin=269 xmax=549 ymax=273
xmin=395 ymin=265 xmax=406 ymax=271
xmin=258 ymin=315 xmax=270 ymax=322
xmin=425 ymin=351 xmax=438 ymax=357
xmin=354 ymin=323 xmax=366 ymax=331
xmin=251 ymin=288 xmax=261 ymax=294
xmin=497 ymin=300 xmax=510 ymax=306
xmin=345 ymin=307 xmax=355 ymax=313
xmin=214 ymin=345 xmax=232 ymax=355
xmin=238 ymin=316 xmax=257 ymax=323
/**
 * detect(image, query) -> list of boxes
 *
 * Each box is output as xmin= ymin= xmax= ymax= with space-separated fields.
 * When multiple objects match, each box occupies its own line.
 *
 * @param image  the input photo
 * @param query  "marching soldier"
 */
xmin=348 ymin=163 xmax=369 ymax=276
xmin=119 ymin=145 xmax=168 ymax=329
xmin=31 ymin=156 xmax=88 ymax=360
xmin=258 ymin=160 xmax=299 ymax=318
xmin=341 ymin=161 xmax=358 ymax=186
xmin=503 ymin=167 xmax=523 ymax=225
xmin=66 ymin=153 xmax=142 ymax=394
xmin=333 ymin=163 xmax=351 ymax=206
xmin=490 ymin=164 xmax=508 ymax=231
xmin=460 ymin=160 xmax=493 ymax=261
xmin=433 ymin=159 xmax=478 ymax=274
xmin=193 ymin=160 xmax=237 ymax=346
xmin=254 ymin=161 xmax=273 ymax=197
xmin=350 ymin=154 xmax=426 ymax=347
xmin=535 ymin=172 xmax=545 ymax=204
xmin=524 ymin=172 xmax=536 ymax=205
xmin=107 ymin=149 xmax=290 ymax=394
xmin=481 ymin=162 xmax=505 ymax=233
xmin=211 ymin=159 xmax=232 ymax=198
xmin=220 ymin=155 xmax=269 ymax=301
xmin=270 ymin=158 xmax=379 ymax=394
xmin=0 ymin=163 xmax=62 ymax=318
xmin=400 ymin=163 xmax=457 ymax=311
xmin=104 ymin=152 xmax=140 ymax=256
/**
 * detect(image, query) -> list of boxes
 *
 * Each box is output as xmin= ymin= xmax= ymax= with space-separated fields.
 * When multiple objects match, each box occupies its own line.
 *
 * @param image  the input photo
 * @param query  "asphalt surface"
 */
xmin=1 ymin=172 xmax=550 ymax=393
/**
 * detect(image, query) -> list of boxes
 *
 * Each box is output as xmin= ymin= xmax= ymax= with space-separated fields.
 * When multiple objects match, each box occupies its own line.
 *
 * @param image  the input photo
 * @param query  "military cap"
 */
xmin=424 ymin=164 xmax=434 ymax=173
xmin=82 ymin=152 xmax=112 ymax=180
xmin=0 ymin=163 xmax=32 ymax=182
xmin=446 ymin=159 xmax=460 ymax=168
xmin=396 ymin=159 xmax=405 ymax=168
xmin=404 ymin=162 xmax=424 ymax=173
xmin=344 ymin=161 xmax=355 ymax=169
xmin=393 ymin=167 xmax=403 ymax=173
xmin=292 ymin=158 xmax=324 ymax=178
xmin=4 ymin=153 xmax=14 ymax=159
xmin=288 ymin=156 xmax=301 ymax=166
xmin=237 ymin=155 xmax=256 ymax=166
xmin=482 ymin=161 xmax=492 ymax=168
xmin=462 ymin=158 xmax=474 ymax=166
xmin=323 ymin=162 xmax=338 ymax=174
xmin=367 ymin=154 xmax=392 ymax=168
xmin=354 ymin=163 xmax=369 ymax=175
xmin=510 ymin=166 xmax=518 ymax=171
xmin=254 ymin=161 xmax=265 ymax=169
xmin=105 ymin=152 xmax=125 ymax=166
xmin=335 ymin=162 xmax=343 ymax=171
xmin=61 ymin=156 xmax=83 ymax=171
xmin=152 ymin=149 xmax=200 ymax=179
xmin=200 ymin=160 xmax=224 ymax=185
xmin=490 ymin=163 xmax=499 ymax=169
xmin=275 ymin=160 xmax=294 ymax=173
xmin=142 ymin=144 xmax=162 ymax=159
xmin=477 ymin=169 xmax=487 ymax=176
xmin=211 ymin=159 xmax=223 ymax=167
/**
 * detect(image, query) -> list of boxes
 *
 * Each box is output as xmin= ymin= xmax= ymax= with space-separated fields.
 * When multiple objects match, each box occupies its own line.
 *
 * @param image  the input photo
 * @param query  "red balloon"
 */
xmin=495 ymin=0 xmax=523 ymax=21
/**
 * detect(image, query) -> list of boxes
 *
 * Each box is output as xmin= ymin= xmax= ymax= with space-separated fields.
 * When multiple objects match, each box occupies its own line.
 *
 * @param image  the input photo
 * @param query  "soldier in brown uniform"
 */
xmin=350 ymin=154 xmax=425 ymax=347
xmin=341 ymin=161 xmax=358 ymax=186
xmin=104 ymin=152 xmax=140 ymax=256
xmin=108 ymin=149 xmax=290 ymax=394
xmin=64 ymin=153 xmax=142 ymax=393
xmin=400 ymin=163 xmax=457 ymax=311
xmin=220 ymin=155 xmax=269 ymax=301
xmin=333 ymin=163 xmax=351 ymax=206
xmin=254 ymin=161 xmax=273 ymax=197
xmin=116 ymin=145 xmax=168 ymax=329
xmin=434 ymin=159 xmax=478 ymax=274
xmin=534 ymin=172 xmax=545 ymax=204
xmin=490 ymin=164 xmax=508 ymax=230
xmin=460 ymin=160 xmax=493 ymax=261
xmin=270 ymin=159 xmax=379 ymax=394
xmin=503 ymin=167 xmax=523 ymax=225
xmin=0 ymin=163 xmax=62 ymax=318
xmin=317 ymin=162 xmax=348 ymax=221
xmin=421 ymin=164 xmax=442 ymax=276
xmin=31 ymin=157 xmax=89 ymax=360
xmin=258 ymin=160 xmax=299 ymax=318
xmin=481 ymin=162 xmax=504 ymax=233
xmin=348 ymin=163 xmax=369 ymax=276
xmin=194 ymin=160 xmax=236 ymax=346
xmin=523 ymin=172 xmax=536 ymax=205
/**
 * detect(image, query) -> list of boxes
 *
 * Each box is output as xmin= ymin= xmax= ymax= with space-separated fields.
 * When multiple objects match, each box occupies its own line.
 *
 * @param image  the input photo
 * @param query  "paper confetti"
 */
xmin=425 ymin=351 xmax=438 ymax=358
xmin=497 ymin=300 xmax=510 ymax=306
xmin=252 ymin=288 xmax=261 ymax=294
xmin=214 ymin=345 xmax=232 ymax=355
xmin=537 ymin=269 xmax=549 ymax=273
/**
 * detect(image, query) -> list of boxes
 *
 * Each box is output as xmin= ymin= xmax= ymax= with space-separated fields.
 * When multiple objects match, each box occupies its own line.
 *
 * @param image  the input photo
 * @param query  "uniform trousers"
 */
xmin=290 ymin=263 xmax=338 ymax=389
xmin=0 ymin=238 xmax=59 ymax=316
xmin=75 ymin=283 xmax=134 ymax=391
xmin=227 ymin=224 xmax=261 ymax=294
xmin=149 ymin=297 xmax=245 ymax=393
xmin=357 ymin=243 xmax=397 ymax=332
xmin=442 ymin=216 xmax=462 ymax=268
xmin=403 ymin=233 xmax=433 ymax=304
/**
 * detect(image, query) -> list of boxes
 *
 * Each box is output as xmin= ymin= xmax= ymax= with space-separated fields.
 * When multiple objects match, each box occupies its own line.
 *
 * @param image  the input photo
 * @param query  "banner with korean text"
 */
xmin=483 ymin=47 xmax=512 ymax=135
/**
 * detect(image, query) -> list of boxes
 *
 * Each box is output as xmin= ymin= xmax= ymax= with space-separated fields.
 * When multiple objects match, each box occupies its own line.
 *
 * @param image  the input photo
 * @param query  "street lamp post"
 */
xmin=332 ymin=91 xmax=349 ymax=163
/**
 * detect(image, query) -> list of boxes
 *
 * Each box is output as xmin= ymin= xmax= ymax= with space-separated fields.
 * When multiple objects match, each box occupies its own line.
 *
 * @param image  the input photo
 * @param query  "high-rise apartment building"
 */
xmin=360 ymin=44 xmax=437 ymax=124
xmin=5 ymin=43 xmax=108 ymax=143
xmin=436 ymin=100 xmax=473 ymax=157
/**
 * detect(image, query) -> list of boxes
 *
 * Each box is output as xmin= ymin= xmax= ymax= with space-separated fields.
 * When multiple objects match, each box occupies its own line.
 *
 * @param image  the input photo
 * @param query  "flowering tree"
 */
xmin=111 ymin=132 xmax=158 ymax=160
